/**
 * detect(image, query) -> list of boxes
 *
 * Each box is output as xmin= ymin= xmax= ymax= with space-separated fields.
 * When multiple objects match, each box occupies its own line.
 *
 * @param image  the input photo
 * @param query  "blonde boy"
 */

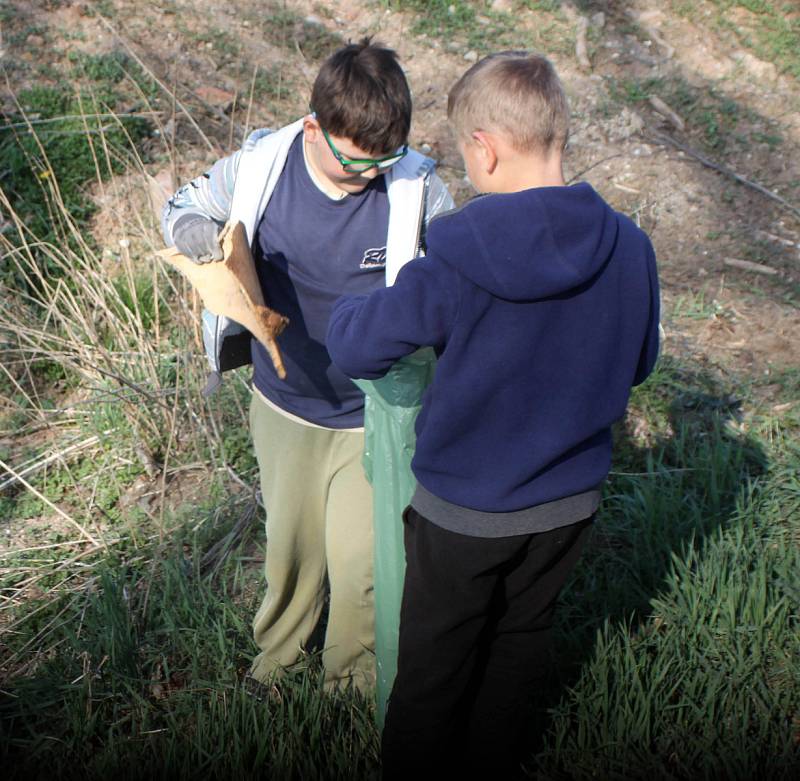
xmin=327 ymin=52 xmax=660 ymax=776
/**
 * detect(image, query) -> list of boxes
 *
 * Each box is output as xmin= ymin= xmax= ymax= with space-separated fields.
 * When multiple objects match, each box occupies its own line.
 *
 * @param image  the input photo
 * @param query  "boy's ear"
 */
xmin=303 ymin=115 xmax=321 ymax=142
xmin=472 ymin=131 xmax=498 ymax=175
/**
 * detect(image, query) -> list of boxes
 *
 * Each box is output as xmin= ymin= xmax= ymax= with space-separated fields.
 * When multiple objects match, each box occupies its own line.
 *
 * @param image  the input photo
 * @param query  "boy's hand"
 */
xmin=172 ymin=214 xmax=224 ymax=263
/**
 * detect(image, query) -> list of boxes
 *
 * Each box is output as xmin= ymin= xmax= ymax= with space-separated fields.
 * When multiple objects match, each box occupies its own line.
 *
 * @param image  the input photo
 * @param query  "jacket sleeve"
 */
xmin=633 ymin=240 xmax=661 ymax=386
xmin=161 ymin=150 xmax=240 ymax=246
xmin=424 ymin=170 xmax=455 ymax=227
xmin=327 ymin=254 xmax=459 ymax=380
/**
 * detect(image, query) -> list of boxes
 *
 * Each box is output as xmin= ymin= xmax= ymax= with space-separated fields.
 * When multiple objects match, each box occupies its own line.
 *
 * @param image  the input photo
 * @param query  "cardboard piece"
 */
xmin=159 ymin=221 xmax=289 ymax=379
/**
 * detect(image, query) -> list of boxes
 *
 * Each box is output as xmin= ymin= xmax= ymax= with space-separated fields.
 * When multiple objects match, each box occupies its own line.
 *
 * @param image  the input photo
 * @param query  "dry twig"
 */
xmin=648 ymin=96 xmax=684 ymax=131
xmin=575 ymin=17 xmax=591 ymax=70
xmin=723 ymin=258 xmax=780 ymax=276
xmin=648 ymin=130 xmax=800 ymax=220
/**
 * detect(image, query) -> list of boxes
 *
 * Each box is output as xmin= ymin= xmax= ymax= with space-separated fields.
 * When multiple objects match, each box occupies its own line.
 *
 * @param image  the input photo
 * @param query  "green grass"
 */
xmin=382 ymin=0 xmax=570 ymax=55
xmin=542 ymin=481 xmax=799 ymax=777
xmin=671 ymin=0 xmax=800 ymax=78
xmin=0 ymin=54 xmax=155 ymax=290
xmin=607 ymin=74 xmax=784 ymax=155
xmin=2 ymin=354 xmax=798 ymax=778
xmin=671 ymin=289 xmax=721 ymax=320
xmin=239 ymin=5 xmax=343 ymax=61
xmin=0 ymin=500 xmax=379 ymax=780
xmin=713 ymin=0 xmax=800 ymax=78
xmin=531 ymin=357 xmax=800 ymax=778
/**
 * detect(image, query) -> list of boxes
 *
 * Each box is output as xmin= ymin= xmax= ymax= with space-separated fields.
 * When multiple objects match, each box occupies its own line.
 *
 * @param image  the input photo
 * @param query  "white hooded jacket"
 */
xmin=162 ymin=118 xmax=454 ymax=385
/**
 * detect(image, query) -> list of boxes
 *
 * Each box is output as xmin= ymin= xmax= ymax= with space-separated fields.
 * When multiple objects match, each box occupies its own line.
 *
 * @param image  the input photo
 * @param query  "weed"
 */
xmin=751 ymin=129 xmax=783 ymax=147
xmin=385 ymin=0 xmax=478 ymax=37
xmin=1 ymin=72 xmax=153 ymax=291
xmin=531 ymin=355 xmax=800 ymax=777
xmin=248 ymin=68 xmax=287 ymax=103
xmin=383 ymin=0 xmax=569 ymax=55
xmin=610 ymin=76 xmax=666 ymax=105
xmin=296 ymin=19 xmax=343 ymax=61
xmin=253 ymin=7 xmax=342 ymax=60
xmin=671 ymin=289 xmax=719 ymax=320
xmin=82 ymin=0 xmax=115 ymax=18
xmin=605 ymin=70 xmax=791 ymax=161
xmin=671 ymin=0 xmax=800 ymax=78
xmin=0 ymin=499 xmax=381 ymax=779
xmin=521 ymin=0 xmax=561 ymax=11
xmin=187 ymin=28 xmax=242 ymax=61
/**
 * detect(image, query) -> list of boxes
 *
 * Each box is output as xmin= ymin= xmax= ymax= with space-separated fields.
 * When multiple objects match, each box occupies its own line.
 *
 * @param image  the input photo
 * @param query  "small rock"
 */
xmin=604 ymin=107 xmax=644 ymax=143
xmin=194 ymin=86 xmax=236 ymax=108
xmin=464 ymin=50 xmax=478 ymax=62
xmin=491 ymin=0 xmax=513 ymax=11
xmin=420 ymin=143 xmax=433 ymax=155
xmin=732 ymin=50 xmax=777 ymax=81
xmin=637 ymin=10 xmax=665 ymax=26
xmin=26 ymin=34 xmax=45 ymax=47
xmin=304 ymin=15 xmax=323 ymax=27
xmin=591 ymin=12 xmax=605 ymax=29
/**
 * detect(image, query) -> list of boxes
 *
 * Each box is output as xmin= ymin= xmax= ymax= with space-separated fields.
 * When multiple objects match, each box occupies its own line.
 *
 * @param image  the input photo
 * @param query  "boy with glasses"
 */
xmin=162 ymin=39 xmax=453 ymax=693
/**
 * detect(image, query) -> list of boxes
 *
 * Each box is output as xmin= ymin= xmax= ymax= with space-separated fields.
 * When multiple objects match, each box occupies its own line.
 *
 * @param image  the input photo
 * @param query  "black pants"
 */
xmin=381 ymin=507 xmax=593 ymax=780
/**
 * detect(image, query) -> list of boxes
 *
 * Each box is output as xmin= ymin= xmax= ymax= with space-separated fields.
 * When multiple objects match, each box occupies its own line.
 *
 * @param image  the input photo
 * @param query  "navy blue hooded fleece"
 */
xmin=327 ymin=182 xmax=660 ymax=514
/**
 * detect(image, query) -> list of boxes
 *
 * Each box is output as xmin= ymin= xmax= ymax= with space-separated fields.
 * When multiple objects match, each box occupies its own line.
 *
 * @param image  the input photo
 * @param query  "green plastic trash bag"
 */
xmin=355 ymin=348 xmax=435 ymax=729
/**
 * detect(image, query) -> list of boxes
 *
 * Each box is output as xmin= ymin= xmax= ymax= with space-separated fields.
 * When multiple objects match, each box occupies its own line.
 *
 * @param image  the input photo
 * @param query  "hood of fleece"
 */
xmin=427 ymin=182 xmax=619 ymax=301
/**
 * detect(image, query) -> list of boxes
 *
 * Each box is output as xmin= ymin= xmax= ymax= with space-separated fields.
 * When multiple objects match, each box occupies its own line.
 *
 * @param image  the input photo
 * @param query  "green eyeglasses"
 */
xmin=321 ymin=127 xmax=408 ymax=173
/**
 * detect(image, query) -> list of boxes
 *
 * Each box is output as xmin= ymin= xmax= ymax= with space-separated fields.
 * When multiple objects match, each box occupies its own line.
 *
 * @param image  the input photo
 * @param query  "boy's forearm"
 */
xmin=327 ymin=258 xmax=457 ymax=380
xmin=161 ymin=151 xmax=239 ymax=245
xmin=327 ymin=293 xmax=416 ymax=380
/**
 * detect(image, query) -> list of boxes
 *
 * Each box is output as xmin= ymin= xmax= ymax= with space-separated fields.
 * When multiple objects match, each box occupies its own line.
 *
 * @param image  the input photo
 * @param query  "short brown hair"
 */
xmin=447 ymin=51 xmax=569 ymax=154
xmin=310 ymin=38 xmax=411 ymax=155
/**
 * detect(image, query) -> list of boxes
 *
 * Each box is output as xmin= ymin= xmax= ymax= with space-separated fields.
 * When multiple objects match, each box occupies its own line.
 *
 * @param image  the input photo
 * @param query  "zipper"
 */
xmin=415 ymin=172 xmax=431 ymax=257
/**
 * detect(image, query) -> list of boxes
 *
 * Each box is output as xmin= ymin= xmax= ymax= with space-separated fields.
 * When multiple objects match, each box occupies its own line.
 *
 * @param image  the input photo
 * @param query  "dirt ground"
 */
xmin=1 ymin=0 xmax=799 ymax=547
xmin=5 ymin=0 xmax=799 ymax=370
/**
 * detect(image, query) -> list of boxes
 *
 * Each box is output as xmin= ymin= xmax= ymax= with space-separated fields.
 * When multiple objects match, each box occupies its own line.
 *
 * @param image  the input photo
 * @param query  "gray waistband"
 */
xmin=411 ymin=483 xmax=601 ymax=538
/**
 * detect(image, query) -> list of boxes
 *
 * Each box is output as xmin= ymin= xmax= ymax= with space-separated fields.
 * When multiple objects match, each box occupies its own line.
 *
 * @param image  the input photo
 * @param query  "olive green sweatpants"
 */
xmin=248 ymin=391 xmax=375 ymax=692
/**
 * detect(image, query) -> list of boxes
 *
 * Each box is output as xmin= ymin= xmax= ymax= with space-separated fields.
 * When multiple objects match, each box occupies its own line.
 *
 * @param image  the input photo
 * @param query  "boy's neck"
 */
xmin=303 ymin=136 xmax=349 ymax=199
xmin=466 ymin=130 xmax=566 ymax=194
xmin=493 ymin=152 xmax=565 ymax=193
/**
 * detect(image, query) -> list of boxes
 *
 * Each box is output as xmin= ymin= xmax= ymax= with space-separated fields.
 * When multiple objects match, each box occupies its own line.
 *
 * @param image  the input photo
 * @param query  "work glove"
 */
xmin=172 ymin=214 xmax=224 ymax=263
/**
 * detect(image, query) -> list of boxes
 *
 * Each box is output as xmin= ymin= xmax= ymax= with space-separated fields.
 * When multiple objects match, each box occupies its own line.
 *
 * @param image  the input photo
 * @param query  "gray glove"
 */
xmin=172 ymin=214 xmax=224 ymax=263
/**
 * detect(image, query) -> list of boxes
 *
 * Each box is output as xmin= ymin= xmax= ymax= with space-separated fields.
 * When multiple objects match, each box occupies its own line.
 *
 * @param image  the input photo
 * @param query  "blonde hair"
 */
xmin=447 ymin=51 xmax=569 ymax=155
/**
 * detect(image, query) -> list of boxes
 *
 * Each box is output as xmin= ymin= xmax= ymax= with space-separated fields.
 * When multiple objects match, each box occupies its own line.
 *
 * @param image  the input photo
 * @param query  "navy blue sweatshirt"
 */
xmin=326 ymin=183 xmax=660 ymax=514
